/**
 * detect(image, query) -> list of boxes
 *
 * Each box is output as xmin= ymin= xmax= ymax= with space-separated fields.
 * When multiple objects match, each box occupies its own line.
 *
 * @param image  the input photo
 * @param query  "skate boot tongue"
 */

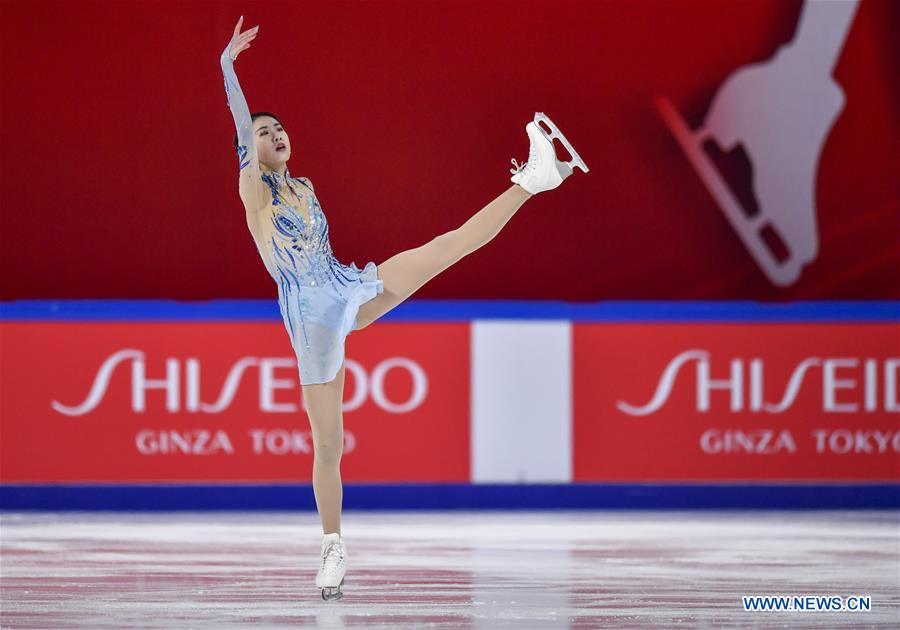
xmin=323 ymin=532 xmax=342 ymax=544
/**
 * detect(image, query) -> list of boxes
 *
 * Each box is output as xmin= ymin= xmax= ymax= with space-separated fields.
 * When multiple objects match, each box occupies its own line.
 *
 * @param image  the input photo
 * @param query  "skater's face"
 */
xmin=254 ymin=116 xmax=291 ymax=170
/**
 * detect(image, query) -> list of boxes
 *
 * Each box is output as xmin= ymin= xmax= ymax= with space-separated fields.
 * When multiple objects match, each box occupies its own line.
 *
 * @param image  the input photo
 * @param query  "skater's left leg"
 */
xmin=354 ymin=183 xmax=532 ymax=329
xmin=302 ymin=360 xmax=347 ymax=536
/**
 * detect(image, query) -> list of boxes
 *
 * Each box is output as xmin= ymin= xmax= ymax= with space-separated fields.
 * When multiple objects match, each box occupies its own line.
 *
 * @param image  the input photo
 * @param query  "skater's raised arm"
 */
xmin=220 ymin=17 xmax=266 ymax=213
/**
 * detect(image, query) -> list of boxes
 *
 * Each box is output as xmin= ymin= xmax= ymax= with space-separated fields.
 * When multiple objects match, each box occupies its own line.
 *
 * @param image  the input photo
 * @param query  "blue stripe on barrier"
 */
xmin=1 ymin=483 xmax=897 ymax=510
xmin=1 ymin=299 xmax=898 ymax=321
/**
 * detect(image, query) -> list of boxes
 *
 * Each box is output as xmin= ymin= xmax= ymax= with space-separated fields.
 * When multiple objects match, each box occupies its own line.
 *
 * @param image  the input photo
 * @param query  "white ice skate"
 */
xmin=315 ymin=532 xmax=346 ymax=601
xmin=510 ymin=112 xmax=589 ymax=195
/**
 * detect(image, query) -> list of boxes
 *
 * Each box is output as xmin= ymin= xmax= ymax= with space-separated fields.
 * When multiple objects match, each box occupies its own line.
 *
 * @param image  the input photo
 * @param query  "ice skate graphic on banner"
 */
xmin=655 ymin=0 xmax=860 ymax=287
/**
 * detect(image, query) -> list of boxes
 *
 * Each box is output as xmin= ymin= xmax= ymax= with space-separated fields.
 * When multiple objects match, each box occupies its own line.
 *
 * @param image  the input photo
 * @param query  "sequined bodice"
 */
xmin=255 ymin=169 xmax=362 ymax=294
xmin=222 ymin=47 xmax=382 ymax=379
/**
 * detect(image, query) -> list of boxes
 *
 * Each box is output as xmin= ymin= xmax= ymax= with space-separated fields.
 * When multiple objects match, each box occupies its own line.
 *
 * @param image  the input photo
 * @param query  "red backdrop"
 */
xmin=1 ymin=0 xmax=897 ymax=301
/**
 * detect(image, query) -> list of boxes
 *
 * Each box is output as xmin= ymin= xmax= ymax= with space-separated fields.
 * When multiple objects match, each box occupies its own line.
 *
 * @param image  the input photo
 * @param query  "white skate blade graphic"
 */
xmin=654 ymin=0 xmax=860 ymax=287
xmin=656 ymin=96 xmax=807 ymax=286
xmin=534 ymin=112 xmax=589 ymax=175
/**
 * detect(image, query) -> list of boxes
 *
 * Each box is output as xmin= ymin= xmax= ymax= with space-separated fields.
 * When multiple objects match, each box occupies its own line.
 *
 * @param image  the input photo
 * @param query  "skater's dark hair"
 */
xmin=233 ymin=111 xmax=283 ymax=151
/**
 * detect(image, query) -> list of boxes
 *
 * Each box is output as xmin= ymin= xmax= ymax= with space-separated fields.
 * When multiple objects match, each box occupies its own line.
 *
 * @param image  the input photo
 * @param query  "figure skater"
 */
xmin=220 ymin=16 xmax=588 ymax=601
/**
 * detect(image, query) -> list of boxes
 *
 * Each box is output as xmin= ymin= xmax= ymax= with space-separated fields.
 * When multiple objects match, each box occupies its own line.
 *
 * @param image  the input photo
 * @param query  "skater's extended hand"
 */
xmin=226 ymin=16 xmax=258 ymax=61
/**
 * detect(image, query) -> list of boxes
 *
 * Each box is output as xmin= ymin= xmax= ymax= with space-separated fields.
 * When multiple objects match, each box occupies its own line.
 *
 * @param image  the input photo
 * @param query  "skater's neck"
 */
xmin=262 ymin=163 xmax=288 ymax=178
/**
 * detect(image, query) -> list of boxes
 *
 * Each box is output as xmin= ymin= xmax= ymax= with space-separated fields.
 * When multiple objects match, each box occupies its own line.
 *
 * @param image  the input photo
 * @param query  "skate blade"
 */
xmin=534 ymin=112 xmax=589 ymax=173
xmin=320 ymin=577 xmax=345 ymax=601
xmin=321 ymin=588 xmax=343 ymax=601
xmin=654 ymin=96 xmax=805 ymax=287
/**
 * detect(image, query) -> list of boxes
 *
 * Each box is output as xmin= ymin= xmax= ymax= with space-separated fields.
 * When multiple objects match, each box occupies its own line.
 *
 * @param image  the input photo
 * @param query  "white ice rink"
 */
xmin=1 ymin=510 xmax=898 ymax=628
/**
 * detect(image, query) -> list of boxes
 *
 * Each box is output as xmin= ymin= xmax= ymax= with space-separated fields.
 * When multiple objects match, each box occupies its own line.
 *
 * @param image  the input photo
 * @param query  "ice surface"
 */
xmin=1 ymin=510 xmax=897 ymax=628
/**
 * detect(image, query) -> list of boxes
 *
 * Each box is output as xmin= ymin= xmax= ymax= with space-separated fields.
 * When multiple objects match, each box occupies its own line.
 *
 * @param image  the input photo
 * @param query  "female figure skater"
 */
xmin=220 ymin=16 xmax=588 ymax=600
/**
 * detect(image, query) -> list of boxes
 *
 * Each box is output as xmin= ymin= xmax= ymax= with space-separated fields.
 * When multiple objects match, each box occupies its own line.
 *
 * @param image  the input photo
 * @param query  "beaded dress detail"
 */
xmin=221 ymin=47 xmax=383 ymax=385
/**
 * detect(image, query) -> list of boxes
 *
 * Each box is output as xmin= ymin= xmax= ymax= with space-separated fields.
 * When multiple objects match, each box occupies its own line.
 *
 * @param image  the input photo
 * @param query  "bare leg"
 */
xmin=355 ymin=183 xmax=533 ymax=329
xmin=301 ymin=359 xmax=347 ymax=535
xmin=300 ymin=184 xmax=529 ymax=529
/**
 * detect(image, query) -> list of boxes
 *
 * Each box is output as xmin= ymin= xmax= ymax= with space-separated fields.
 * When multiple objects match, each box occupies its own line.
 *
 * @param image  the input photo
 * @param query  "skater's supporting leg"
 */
xmin=302 ymin=360 xmax=347 ymax=535
xmin=354 ymin=184 xmax=532 ymax=329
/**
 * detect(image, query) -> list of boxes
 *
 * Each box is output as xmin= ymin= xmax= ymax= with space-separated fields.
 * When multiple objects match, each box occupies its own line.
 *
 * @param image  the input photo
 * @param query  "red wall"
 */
xmin=1 ymin=0 xmax=897 ymax=300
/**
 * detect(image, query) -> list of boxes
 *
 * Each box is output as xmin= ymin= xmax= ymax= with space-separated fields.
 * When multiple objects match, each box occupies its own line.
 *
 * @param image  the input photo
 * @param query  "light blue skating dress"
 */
xmin=221 ymin=48 xmax=383 ymax=385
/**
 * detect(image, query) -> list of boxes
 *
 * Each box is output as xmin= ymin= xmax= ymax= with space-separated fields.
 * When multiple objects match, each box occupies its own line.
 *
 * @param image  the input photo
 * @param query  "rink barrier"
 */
xmin=1 ymin=483 xmax=898 ymax=511
xmin=2 ymin=299 xmax=899 ymax=321
xmin=1 ymin=299 xmax=898 ymax=509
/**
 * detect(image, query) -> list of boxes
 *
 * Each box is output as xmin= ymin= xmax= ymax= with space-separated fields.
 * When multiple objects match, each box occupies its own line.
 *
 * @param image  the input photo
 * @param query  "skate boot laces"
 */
xmin=509 ymin=149 xmax=536 ymax=178
xmin=510 ymin=121 xmax=549 ymax=181
xmin=321 ymin=539 xmax=344 ymax=571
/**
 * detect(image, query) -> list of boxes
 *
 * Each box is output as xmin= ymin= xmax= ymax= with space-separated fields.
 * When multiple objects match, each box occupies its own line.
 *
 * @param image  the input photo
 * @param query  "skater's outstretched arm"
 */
xmin=220 ymin=16 xmax=266 ymax=213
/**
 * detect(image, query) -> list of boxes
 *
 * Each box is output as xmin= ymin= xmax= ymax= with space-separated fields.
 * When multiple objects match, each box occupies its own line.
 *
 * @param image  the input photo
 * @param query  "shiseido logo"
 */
xmin=617 ymin=350 xmax=900 ymax=416
xmin=51 ymin=349 xmax=427 ymax=416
